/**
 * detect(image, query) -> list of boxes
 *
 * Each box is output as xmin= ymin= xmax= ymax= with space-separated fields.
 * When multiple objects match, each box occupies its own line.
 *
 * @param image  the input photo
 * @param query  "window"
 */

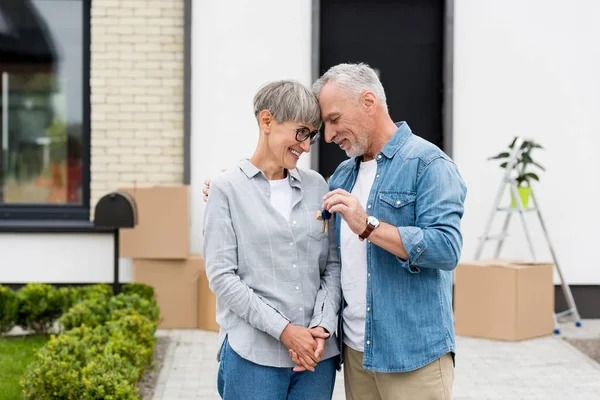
xmin=0 ymin=0 xmax=89 ymax=220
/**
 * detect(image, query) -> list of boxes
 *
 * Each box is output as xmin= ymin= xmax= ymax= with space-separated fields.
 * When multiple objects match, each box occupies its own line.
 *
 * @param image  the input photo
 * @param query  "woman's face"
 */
xmin=266 ymin=118 xmax=318 ymax=170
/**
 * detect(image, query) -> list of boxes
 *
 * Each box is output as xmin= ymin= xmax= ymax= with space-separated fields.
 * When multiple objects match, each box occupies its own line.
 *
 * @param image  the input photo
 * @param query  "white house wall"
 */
xmin=454 ymin=0 xmax=600 ymax=284
xmin=0 ymin=233 xmax=132 ymax=284
xmin=190 ymin=0 xmax=314 ymax=254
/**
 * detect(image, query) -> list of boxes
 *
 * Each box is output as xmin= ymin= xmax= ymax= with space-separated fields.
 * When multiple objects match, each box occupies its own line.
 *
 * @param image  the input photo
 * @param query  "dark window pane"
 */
xmin=0 ymin=0 xmax=83 ymax=205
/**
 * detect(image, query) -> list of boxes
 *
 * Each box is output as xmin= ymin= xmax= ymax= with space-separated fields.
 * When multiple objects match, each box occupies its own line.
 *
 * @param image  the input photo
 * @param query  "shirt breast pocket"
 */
xmin=378 ymin=191 xmax=416 ymax=227
xmin=306 ymin=204 xmax=328 ymax=241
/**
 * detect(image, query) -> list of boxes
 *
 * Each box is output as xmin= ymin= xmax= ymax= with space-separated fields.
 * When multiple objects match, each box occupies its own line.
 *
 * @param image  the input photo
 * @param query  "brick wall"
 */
xmin=90 ymin=0 xmax=185 ymax=215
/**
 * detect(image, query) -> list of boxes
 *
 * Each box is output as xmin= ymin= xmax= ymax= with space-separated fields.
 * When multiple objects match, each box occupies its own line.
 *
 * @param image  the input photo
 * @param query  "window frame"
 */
xmin=0 ymin=0 xmax=91 ymax=222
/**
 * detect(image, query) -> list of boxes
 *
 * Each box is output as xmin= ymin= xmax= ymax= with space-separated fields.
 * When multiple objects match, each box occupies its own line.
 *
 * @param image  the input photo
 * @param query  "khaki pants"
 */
xmin=343 ymin=345 xmax=454 ymax=400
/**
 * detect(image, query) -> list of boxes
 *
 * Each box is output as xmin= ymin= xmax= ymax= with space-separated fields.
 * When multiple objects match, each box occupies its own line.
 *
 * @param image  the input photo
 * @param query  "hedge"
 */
xmin=0 ymin=282 xmax=160 ymax=400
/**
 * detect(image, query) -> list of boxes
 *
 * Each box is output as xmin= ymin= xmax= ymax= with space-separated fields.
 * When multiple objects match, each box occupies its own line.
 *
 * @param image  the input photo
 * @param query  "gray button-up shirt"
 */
xmin=203 ymin=159 xmax=341 ymax=368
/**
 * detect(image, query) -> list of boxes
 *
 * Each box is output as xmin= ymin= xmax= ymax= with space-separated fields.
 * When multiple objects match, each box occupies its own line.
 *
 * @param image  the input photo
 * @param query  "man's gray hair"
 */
xmin=312 ymin=63 xmax=388 ymax=113
xmin=253 ymin=80 xmax=322 ymax=128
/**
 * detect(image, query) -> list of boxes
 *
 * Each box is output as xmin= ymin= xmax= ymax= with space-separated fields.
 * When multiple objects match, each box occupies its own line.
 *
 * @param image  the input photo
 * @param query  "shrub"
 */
xmin=79 ymin=353 xmax=140 ymax=400
xmin=106 ymin=310 xmax=156 ymax=375
xmin=16 ymin=284 xmax=67 ymax=334
xmin=0 ymin=285 xmax=19 ymax=334
xmin=20 ymin=284 xmax=160 ymax=399
xmin=58 ymin=297 xmax=110 ymax=332
xmin=121 ymin=283 xmax=156 ymax=304
xmin=109 ymin=293 xmax=160 ymax=326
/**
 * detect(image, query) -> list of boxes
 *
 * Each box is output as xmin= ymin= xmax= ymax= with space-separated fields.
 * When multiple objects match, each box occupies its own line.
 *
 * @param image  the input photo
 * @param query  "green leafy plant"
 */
xmin=488 ymin=137 xmax=545 ymax=187
xmin=0 ymin=285 xmax=19 ymax=334
xmin=108 ymin=293 xmax=160 ymax=326
xmin=121 ymin=283 xmax=156 ymax=304
xmin=58 ymin=297 xmax=110 ymax=332
xmin=16 ymin=284 xmax=67 ymax=334
xmin=20 ymin=293 xmax=159 ymax=400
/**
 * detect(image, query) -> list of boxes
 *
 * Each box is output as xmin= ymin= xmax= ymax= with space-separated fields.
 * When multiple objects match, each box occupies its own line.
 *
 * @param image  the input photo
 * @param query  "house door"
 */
xmin=318 ymin=0 xmax=445 ymax=179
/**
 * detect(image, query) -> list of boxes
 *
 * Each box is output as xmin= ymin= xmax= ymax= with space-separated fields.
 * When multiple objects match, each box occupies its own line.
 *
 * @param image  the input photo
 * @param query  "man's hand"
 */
xmin=202 ymin=169 xmax=227 ymax=203
xmin=323 ymin=189 xmax=368 ymax=235
xmin=288 ymin=327 xmax=330 ymax=372
xmin=202 ymin=178 xmax=211 ymax=202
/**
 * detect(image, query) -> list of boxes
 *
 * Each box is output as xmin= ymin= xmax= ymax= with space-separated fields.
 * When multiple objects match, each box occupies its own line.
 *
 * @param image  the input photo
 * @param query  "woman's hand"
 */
xmin=288 ymin=326 xmax=330 ymax=372
xmin=280 ymin=324 xmax=328 ymax=372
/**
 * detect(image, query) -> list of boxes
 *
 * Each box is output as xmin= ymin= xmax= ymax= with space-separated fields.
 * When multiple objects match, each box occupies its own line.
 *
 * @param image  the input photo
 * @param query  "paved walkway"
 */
xmin=152 ymin=320 xmax=600 ymax=400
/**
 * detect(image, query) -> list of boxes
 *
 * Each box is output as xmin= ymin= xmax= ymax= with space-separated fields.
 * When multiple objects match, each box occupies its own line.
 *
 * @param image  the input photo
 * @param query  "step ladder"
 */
xmin=473 ymin=136 xmax=581 ymax=334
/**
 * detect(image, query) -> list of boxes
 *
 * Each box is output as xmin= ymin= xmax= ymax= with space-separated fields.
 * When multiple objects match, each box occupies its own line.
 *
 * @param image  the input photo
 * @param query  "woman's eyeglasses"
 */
xmin=295 ymin=127 xmax=320 ymax=144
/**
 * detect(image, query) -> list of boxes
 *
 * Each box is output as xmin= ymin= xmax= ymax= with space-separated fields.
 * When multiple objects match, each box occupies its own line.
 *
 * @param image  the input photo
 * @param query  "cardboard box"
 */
xmin=454 ymin=259 xmax=554 ymax=341
xmin=132 ymin=255 xmax=203 ymax=329
xmin=119 ymin=185 xmax=190 ymax=259
xmin=198 ymin=263 xmax=219 ymax=332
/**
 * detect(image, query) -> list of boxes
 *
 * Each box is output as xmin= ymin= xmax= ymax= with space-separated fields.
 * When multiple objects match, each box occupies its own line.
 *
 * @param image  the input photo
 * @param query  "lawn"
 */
xmin=0 ymin=335 xmax=48 ymax=400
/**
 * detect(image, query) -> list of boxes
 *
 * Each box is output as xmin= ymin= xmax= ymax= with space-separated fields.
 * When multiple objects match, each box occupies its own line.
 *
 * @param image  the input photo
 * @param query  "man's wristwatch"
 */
xmin=359 ymin=216 xmax=380 ymax=241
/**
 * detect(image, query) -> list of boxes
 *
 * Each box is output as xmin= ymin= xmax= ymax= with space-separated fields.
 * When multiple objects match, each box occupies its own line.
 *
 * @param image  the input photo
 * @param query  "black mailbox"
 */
xmin=94 ymin=192 xmax=138 ymax=229
xmin=94 ymin=191 xmax=139 ymax=295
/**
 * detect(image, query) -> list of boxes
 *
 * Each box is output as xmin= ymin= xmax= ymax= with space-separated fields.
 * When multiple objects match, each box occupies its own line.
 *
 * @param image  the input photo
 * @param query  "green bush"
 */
xmin=61 ymin=284 xmax=113 ymax=312
xmin=58 ymin=297 xmax=110 ymax=332
xmin=16 ymin=284 xmax=67 ymax=334
xmin=106 ymin=310 xmax=156 ymax=375
xmin=79 ymin=353 xmax=140 ymax=400
xmin=21 ymin=305 xmax=159 ymax=399
xmin=19 ymin=283 xmax=160 ymax=399
xmin=121 ymin=283 xmax=156 ymax=304
xmin=59 ymin=292 xmax=159 ymax=332
xmin=109 ymin=293 xmax=160 ymax=325
xmin=0 ymin=285 xmax=19 ymax=334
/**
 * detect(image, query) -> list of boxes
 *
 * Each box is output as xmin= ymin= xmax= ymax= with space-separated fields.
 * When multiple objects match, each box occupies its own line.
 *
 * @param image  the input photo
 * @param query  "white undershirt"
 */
xmin=340 ymin=159 xmax=377 ymax=352
xmin=269 ymin=178 xmax=293 ymax=221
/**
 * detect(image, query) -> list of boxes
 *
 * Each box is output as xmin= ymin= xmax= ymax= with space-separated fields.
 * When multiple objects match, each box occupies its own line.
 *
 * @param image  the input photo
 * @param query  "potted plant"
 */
xmin=488 ymin=137 xmax=545 ymax=208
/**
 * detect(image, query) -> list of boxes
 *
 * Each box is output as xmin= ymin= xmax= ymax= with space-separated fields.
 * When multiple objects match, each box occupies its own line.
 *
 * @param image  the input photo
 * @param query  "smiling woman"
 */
xmin=202 ymin=80 xmax=342 ymax=399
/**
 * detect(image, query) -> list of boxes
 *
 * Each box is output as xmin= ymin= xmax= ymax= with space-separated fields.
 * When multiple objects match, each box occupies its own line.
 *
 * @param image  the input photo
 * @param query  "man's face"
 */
xmin=318 ymin=82 xmax=370 ymax=158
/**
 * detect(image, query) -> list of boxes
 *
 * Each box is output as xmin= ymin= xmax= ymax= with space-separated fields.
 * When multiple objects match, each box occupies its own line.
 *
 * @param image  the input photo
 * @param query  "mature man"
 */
xmin=305 ymin=63 xmax=466 ymax=400
xmin=204 ymin=63 xmax=466 ymax=400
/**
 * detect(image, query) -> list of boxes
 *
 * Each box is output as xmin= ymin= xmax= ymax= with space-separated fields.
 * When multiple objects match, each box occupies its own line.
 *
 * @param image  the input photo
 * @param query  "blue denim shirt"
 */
xmin=329 ymin=122 xmax=467 ymax=373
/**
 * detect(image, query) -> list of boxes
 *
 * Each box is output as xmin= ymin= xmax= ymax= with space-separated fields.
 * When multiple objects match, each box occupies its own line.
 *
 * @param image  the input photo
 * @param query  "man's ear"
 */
xmin=258 ymin=110 xmax=273 ymax=133
xmin=362 ymin=91 xmax=377 ymax=114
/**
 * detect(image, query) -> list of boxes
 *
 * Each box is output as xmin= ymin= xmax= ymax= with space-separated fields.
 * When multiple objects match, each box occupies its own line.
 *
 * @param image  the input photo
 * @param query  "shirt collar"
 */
xmin=238 ymin=159 xmax=302 ymax=183
xmin=353 ymin=121 xmax=412 ymax=168
xmin=380 ymin=121 xmax=412 ymax=159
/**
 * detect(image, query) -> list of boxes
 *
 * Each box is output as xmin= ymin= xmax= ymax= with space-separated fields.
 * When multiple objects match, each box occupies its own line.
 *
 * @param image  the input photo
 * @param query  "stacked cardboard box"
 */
xmin=119 ymin=185 xmax=218 ymax=331
xmin=454 ymin=259 xmax=554 ymax=341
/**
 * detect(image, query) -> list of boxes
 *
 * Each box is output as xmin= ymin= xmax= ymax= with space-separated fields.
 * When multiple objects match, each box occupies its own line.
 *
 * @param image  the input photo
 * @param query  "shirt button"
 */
xmin=367 ymin=307 xmax=371 ymax=312
xmin=295 ymin=286 xmax=300 ymax=290
xmin=376 ymin=175 xmax=380 ymax=179
xmin=377 ymin=155 xmax=382 ymax=160
xmin=290 ymin=242 xmax=294 ymax=246
xmin=396 ymin=201 xmax=401 ymax=205
xmin=292 ymin=221 xmax=297 ymax=225
xmin=368 ymin=273 xmax=371 ymax=278
xmin=417 ymin=248 xmax=421 ymax=252
xmin=366 ymin=340 xmax=371 ymax=345
xmin=367 ymin=204 xmax=372 ymax=209
xmin=298 ymin=307 xmax=303 ymax=311
xmin=292 ymin=264 xmax=297 ymax=268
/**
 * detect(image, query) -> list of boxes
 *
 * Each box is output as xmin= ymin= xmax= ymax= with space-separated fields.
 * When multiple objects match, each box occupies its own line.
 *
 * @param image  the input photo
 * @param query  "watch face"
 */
xmin=368 ymin=216 xmax=380 ymax=228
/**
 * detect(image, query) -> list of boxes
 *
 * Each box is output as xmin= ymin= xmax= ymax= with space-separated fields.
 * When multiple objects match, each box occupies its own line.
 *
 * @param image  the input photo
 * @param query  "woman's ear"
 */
xmin=258 ymin=110 xmax=273 ymax=134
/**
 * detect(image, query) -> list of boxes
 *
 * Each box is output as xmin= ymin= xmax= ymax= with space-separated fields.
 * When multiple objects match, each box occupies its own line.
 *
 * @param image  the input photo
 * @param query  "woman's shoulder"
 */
xmin=295 ymin=168 xmax=327 ymax=185
xmin=295 ymin=168 xmax=328 ymax=196
xmin=210 ymin=164 xmax=247 ymax=192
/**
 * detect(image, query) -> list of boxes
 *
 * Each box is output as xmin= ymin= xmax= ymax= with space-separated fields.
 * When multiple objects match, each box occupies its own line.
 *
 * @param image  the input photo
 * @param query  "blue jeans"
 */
xmin=218 ymin=337 xmax=336 ymax=400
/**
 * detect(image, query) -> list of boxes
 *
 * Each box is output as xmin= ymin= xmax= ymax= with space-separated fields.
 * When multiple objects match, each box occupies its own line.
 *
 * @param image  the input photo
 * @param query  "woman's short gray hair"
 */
xmin=253 ymin=80 xmax=322 ymax=128
xmin=312 ymin=63 xmax=388 ymax=113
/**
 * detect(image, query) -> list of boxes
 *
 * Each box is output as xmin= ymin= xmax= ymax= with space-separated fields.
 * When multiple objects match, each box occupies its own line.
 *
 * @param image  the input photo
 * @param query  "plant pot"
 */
xmin=511 ymin=186 xmax=531 ymax=209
